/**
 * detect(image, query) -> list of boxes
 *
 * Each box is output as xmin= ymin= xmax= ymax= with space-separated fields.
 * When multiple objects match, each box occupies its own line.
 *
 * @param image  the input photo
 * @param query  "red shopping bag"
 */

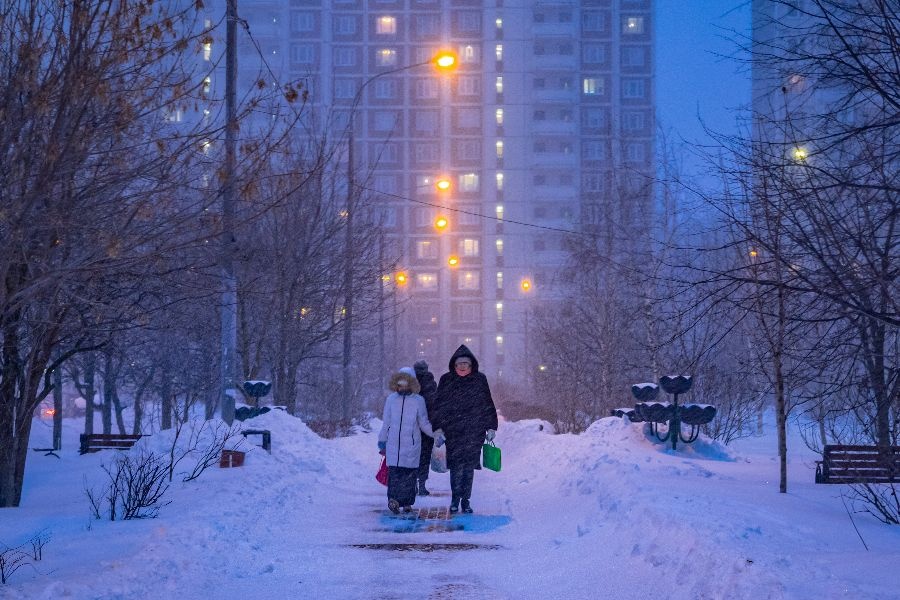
xmin=375 ymin=456 xmax=388 ymax=486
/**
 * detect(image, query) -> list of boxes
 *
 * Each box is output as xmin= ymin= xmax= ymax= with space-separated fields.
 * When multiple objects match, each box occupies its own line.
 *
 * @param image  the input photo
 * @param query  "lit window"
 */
xmin=416 ymin=240 xmax=437 ymax=259
xmin=377 ymin=16 xmax=396 ymax=34
xmin=583 ymin=77 xmax=602 ymax=95
xmin=495 ymin=141 xmax=504 ymax=159
xmin=495 ymin=239 xmax=504 ymax=255
xmin=203 ymin=41 xmax=212 ymax=61
xmin=495 ymin=108 xmax=504 ymax=126
xmin=376 ymin=48 xmax=397 ymax=66
xmin=495 ymin=205 xmax=504 ymax=221
xmin=459 ymin=173 xmax=479 ymax=192
xmin=495 ymin=44 xmax=503 ymax=61
xmin=496 ymin=271 xmax=503 ymax=289
xmin=495 ymin=18 xmax=503 ymax=30
xmin=624 ymin=16 xmax=644 ymax=34
xmin=496 ymin=335 xmax=504 ymax=355
xmin=495 ymin=76 xmax=504 ymax=94
xmin=459 ymin=239 xmax=480 ymax=257
xmin=458 ymin=270 xmax=480 ymax=290
xmin=495 ymin=302 xmax=503 ymax=321
xmin=495 ymin=172 xmax=504 ymax=190
xmin=416 ymin=273 xmax=438 ymax=289
xmin=460 ymin=45 xmax=477 ymax=63
xmin=202 ymin=76 xmax=211 ymax=94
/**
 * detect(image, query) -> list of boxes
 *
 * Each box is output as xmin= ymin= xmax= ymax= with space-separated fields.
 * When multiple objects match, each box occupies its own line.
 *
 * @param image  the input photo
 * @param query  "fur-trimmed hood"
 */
xmin=389 ymin=369 xmax=421 ymax=394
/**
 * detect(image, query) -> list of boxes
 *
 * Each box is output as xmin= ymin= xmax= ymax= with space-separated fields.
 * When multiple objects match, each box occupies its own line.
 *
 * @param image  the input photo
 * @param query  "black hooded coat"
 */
xmin=432 ymin=345 xmax=499 ymax=470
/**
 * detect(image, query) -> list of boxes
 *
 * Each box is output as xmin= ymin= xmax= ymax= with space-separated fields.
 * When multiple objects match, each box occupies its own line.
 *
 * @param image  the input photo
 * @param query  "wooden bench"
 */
xmin=79 ymin=433 xmax=144 ymax=455
xmin=241 ymin=429 xmax=271 ymax=453
xmin=815 ymin=444 xmax=900 ymax=484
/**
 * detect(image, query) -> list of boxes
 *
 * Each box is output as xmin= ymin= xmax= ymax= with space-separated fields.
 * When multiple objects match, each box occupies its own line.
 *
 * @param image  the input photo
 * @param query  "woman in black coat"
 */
xmin=431 ymin=345 xmax=498 ymax=514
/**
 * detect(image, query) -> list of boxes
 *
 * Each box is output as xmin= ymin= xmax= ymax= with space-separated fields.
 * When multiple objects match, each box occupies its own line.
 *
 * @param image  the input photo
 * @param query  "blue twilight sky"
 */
xmin=655 ymin=0 xmax=751 ymax=153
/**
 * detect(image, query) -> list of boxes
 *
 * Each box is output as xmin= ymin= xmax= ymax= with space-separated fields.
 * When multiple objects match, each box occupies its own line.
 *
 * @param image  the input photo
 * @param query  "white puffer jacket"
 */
xmin=378 ymin=370 xmax=435 ymax=468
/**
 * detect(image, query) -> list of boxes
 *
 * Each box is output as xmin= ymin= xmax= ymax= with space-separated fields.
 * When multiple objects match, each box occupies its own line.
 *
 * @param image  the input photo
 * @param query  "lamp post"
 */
xmin=340 ymin=52 xmax=457 ymax=421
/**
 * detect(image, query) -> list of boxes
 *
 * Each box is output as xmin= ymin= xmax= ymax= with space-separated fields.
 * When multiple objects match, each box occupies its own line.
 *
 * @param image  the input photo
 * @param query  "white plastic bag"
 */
xmin=430 ymin=444 xmax=447 ymax=473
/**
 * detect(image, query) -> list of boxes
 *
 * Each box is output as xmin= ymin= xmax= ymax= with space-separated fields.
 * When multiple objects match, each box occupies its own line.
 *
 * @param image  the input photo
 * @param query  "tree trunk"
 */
xmin=79 ymin=354 xmax=97 ymax=436
xmin=53 ymin=362 xmax=63 ymax=451
xmin=102 ymin=353 xmax=114 ymax=434
xmin=161 ymin=381 xmax=172 ymax=430
xmin=775 ymin=283 xmax=788 ymax=494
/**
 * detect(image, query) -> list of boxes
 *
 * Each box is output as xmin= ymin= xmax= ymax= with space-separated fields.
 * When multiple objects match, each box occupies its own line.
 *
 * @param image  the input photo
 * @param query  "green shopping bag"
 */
xmin=482 ymin=441 xmax=501 ymax=472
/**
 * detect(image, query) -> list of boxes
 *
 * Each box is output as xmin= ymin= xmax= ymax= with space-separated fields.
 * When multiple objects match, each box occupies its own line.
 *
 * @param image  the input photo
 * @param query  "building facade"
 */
xmin=203 ymin=0 xmax=655 ymax=383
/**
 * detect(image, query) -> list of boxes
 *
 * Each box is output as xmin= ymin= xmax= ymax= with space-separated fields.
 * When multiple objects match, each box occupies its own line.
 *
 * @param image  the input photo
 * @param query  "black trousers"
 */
xmin=417 ymin=434 xmax=435 ymax=484
xmin=450 ymin=467 xmax=474 ymax=502
xmin=387 ymin=466 xmax=418 ymax=507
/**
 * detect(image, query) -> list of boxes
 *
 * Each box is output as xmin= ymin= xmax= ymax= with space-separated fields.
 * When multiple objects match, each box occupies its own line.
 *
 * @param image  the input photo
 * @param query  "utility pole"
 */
xmin=342 ymin=126 xmax=355 ymax=422
xmin=220 ymin=0 xmax=238 ymax=425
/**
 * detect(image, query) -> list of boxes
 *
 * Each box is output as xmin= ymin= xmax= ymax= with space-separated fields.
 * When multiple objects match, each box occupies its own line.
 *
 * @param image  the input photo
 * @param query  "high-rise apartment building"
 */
xmin=203 ymin=0 xmax=655 ymax=383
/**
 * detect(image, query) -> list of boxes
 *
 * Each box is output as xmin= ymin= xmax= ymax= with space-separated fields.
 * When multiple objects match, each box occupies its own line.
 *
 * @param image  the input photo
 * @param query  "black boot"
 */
xmin=417 ymin=481 xmax=430 ymax=496
xmin=449 ymin=497 xmax=460 ymax=513
xmin=461 ymin=499 xmax=473 ymax=514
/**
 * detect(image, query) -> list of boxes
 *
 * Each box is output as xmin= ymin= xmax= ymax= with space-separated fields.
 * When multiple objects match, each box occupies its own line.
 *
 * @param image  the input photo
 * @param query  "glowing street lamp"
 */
xmin=395 ymin=271 xmax=408 ymax=286
xmin=447 ymin=255 xmax=460 ymax=267
xmin=520 ymin=278 xmax=533 ymax=292
xmin=435 ymin=177 xmax=452 ymax=192
xmin=791 ymin=146 xmax=808 ymax=162
xmin=434 ymin=216 xmax=449 ymax=231
xmin=433 ymin=50 xmax=458 ymax=72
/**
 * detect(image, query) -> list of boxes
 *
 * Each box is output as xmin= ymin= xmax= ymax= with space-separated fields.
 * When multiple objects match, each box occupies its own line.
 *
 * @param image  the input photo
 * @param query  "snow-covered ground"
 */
xmin=2 ymin=410 xmax=897 ymax=599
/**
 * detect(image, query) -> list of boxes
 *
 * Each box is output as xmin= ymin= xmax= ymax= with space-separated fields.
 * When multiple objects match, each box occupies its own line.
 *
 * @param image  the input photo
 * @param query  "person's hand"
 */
xmin=434 ymin=429 xmax=445 ymax=448
xmin=485 ymin=429 xmax=496 ymax=442
xmin=378 ymin=441 xmax=386 ymax=455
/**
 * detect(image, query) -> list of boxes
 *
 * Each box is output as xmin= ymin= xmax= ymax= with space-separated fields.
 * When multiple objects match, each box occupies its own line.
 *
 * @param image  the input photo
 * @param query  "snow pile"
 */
xmin=2 ymin=411 xmax=898 ymax=599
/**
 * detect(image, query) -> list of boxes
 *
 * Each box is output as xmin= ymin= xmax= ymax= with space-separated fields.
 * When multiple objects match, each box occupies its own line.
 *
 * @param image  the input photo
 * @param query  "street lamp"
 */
xmin=341 ymin=51 xmax=458 ymax=421
xmin=435 ymin=176 xmax=452 ymax=192
xmin=434 ymin=216 xmax=449 ymax=231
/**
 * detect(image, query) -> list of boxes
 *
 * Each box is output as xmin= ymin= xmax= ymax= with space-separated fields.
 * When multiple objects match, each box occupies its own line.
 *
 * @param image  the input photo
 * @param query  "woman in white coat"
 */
xmin=378 ymin=367 xmax=444 ymax=513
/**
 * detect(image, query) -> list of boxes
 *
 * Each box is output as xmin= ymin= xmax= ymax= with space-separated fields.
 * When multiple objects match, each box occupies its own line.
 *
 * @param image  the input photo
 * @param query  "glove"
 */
xmin=378 ymin=441 xmax=386 ymax=455
xmin=434 ymin=429 xmax=445 ymax=448
xmin=485 ymin=429 xmax=496 ymax=442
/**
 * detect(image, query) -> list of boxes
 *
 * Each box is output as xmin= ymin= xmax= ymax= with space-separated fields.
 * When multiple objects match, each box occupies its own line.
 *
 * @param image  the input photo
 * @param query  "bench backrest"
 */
xmin=79 ymin=434 xmax=143 ymax=454
xmin=821 ymin=445 xmax=900 ymax=484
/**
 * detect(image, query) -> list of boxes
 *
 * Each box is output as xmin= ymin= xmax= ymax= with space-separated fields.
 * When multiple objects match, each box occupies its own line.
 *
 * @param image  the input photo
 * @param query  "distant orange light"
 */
xmin=433 ymin=51 xmax=458 ymax=72
xmin=395 ymin=272 xmax=408 ymax=285
xmin=41 ymin=408 xmax=56 ymax=417
xmin=435 ymin=178 xmax=452 ymax=192
xmin=447 ymin=255 xmax=460 ymax=267
xmin=749 ymin=249 xmax=758 ymax=258
xmin=520 ymin=278 xmax=533 ymax=292
xmin=434 ymin=216 xmax=449 ymax=230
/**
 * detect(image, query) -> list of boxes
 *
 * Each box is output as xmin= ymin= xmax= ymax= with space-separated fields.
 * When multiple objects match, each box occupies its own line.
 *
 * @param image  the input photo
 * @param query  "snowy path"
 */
xmin=3 ymin=413 xmax=899 ymax=599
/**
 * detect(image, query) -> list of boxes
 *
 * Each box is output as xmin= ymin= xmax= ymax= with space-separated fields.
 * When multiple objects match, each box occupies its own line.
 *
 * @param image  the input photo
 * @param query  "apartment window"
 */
xmin=534 ymin=10 xmax=546 ymax=23
xmin=459 ymin=238 xmax=480 ymax=257
xmin=459 ymin=173 xmax=479 ymax=192
xmin=376 ymin=16 xmax=397 ymax=34
xmin=457 ymin=303 xmax=480 ymax=324
xmin=496 ymin=271 xmax=503 ymax=290
xmin=456 ymin=140 xmax=481 ymax=161
xmin=495 ymin=238 xmax=504 ymax=255
xmin=459 ymin=76 xmax=480 ymax=96
xmin=374 ymin=79 xmax=397 ymax=99
xmin=373 ymin=111 xmax=399 ymax=131
xmin=335 ymin=15 xmax=357 ymax=35
xmin=495 ymin=44 xmax=503 ymax=61
xmin=202 ymin=76 xmax=211 ymax=94
xmin=459 ymin=208 xmax=480 ymax=225
xmin=495 ymin=76 xmax=503 ymax=94
xmin=379 ymin=142 xmax=400 ymax=163
xmin=559 ymin=10 xmax=573 ymax=22
xmin=583 ymin=77 xmax=603 ymax=95
xmin=583 ymin=12 xmax=606 ymax=32
xmin=458 ymin=11 xmax=481 ymax=33
xmin=376 ymin=48 xmax=398 ymax=67
xmin=622 ymin=46 xmax=647 ymax=67
xmin=414 ymin=110 xmax=439 ymax=135
xmin=495 ymin=141 xmax=504 ymax=159
xmin=290 ymin=12 xmax=315 ymax=33
xmin=583 ymin=173 xmax=603 ymax=191
xmin=416 ymin=240 xmax=437 ymax=259
xmin=583 ymin=44 xmax=606 ymax=64
xmin=416 ymin=14 xmax=440 ymax=36
xmin=624 ymin=16 xmax=645 ymax=34
xmin=457 ymin=107 xmax=480 ymax=128
xmin=290 ymin=44 xmax=315 ymax=64
xmin=623 ymin=79 xmax=646 ymax=99
xmin=534 ymin=141 xmax=547 ymax=153
xmin=582 ymin=108 xmax=607 ymax=129
xmin=495 ymin=108 xmax=504 ymax=126
xmin=558 ymin=42 xmax=574 ymax=55
xmin=334 ymin=47 xmax=356 ymax=67
xmin=458 ymin=271 xmax=480 ymax=290
xmin=415 ymin=78 xmax=438 ymax=99
xmin=533 ymin=238 xmax=546 ymax=251
xmin=495 ymin=172 xmax=504 ymax=190
xmin=460 ymin=44 xmax=478 ymax=63
xmin=416 ymin=273 xmax=438 ymax=290
xmin=495 ymin=302 xmax=503 ymax=321
xmin=415 ymin=143 xmax=439 ymax=162
xmin=626 ymin=142 xmax=646 ymax=162
xmin=495 ymin=18 xmax=503 ymax=31
xmin=495 ymin=205 xmax=504 ymax=221
xmin=533 ymin=110 xmax=546 ymax=121
xmin=583 ymin=141 xmax=607 ymax=161
xmin=623 ymin=111 xmax=646 ymax=131
xmin=203 ymin=41 xmax=212 ymax=61
xmin=378 ymin=206 xmax=397 ymax=227
xmin=374 ymin=174 xmax=398 ymax=194
xmin=415 ymin=208 xmax=435 ymax=226
xmin=495 ymin=335 xmax=504 ymax=355
xmin=334 ymin=79 xmax=356 ymax=99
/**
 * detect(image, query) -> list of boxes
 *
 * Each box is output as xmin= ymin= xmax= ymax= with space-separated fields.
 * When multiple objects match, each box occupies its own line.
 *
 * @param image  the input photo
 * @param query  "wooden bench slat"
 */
xmin=817 ymin=444 xmax=900 ymax=484
xmin=80 ymin=434 xmax=144 ymax=454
